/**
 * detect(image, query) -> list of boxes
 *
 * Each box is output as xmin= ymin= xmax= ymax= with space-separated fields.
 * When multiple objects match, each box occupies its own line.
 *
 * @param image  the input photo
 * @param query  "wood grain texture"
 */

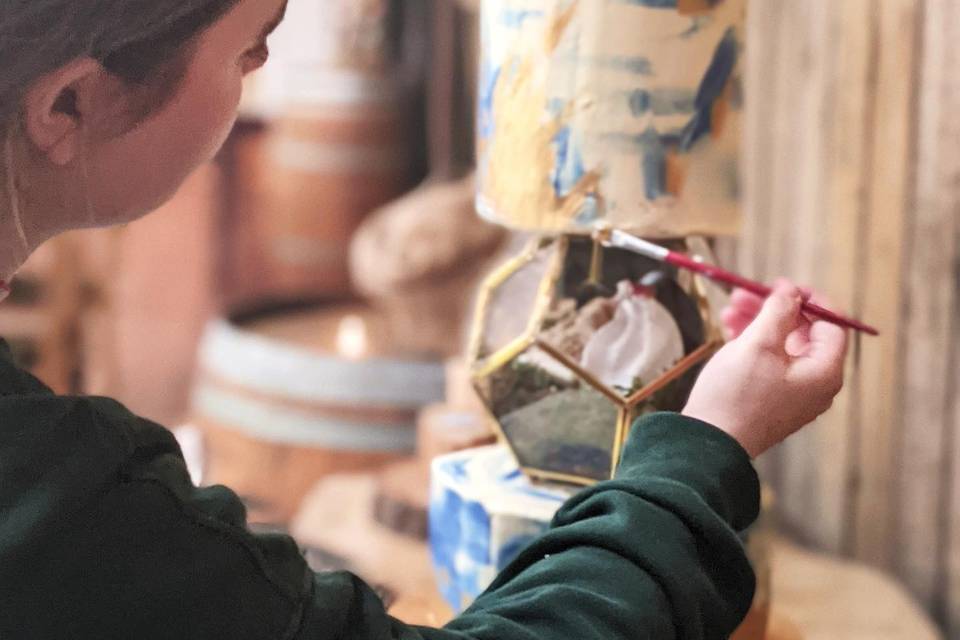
xmin=738 ymin=0 xmax=958 ymax=633
xmin=933 ymin=2 xmax=960 ymax=634
xmin=896 ymin=0 xmax=959 ymax=615
xmin=766 ymin=0 xmax=834 ymax=551
xmin=849 ymin=0 xmax=918 ymax=570
xmin=815 ymin=0 xmax=875 ymax=557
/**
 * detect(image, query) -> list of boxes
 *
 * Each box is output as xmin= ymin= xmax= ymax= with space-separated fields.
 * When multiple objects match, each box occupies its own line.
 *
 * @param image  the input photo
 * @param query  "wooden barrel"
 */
xmin=192 ymin=303 xmax=445 ymax=525
xmin=259 ymin=72 xmax=414 ymax=299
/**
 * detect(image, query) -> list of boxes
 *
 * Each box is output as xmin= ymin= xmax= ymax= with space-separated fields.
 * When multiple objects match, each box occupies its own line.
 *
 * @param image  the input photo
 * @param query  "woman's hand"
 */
xmin=682 ymin=280 xmax=849 ymax=458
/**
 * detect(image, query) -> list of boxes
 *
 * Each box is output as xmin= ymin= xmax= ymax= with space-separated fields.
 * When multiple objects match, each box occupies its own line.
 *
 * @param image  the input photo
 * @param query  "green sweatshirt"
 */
xmin=0 ymin=339 xmax=759 ymax=639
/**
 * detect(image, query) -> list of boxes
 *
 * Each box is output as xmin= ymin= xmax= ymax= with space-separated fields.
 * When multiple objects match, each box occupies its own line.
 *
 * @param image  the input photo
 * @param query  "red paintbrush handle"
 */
xmin=666 ymin=252 xmax=772 ymax=297
xmin=664 ymin=251 xmax=879 ymax=336
xmin=800 ymin=301 xmax=879 ymax=336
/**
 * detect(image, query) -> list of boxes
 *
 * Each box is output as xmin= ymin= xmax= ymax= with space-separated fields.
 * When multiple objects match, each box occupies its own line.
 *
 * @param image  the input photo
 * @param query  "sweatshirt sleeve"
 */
xmin=294 ymin=412 xmax=761 ymax=640
xmin=37 ymin=398 xmax=756 ymax=640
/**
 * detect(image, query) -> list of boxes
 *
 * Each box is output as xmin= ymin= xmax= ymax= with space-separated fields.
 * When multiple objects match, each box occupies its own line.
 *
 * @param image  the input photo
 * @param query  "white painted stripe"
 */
xmin=198 ymin=319 xmax=446 ymax=408
xmin=194 ymin=384 xmax=417 ymax=451
xmin=269 ymin=138 xmax=407 ymax=173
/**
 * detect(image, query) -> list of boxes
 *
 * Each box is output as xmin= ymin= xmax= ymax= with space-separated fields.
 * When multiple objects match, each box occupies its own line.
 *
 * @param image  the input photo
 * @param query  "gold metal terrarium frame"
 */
xmin=467 ymin=234 xmax=725 ymax=486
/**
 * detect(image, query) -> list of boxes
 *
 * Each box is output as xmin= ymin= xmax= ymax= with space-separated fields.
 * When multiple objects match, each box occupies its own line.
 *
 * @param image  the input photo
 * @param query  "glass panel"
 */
xmin=480 ymin=344 xmax=619 ymax=482
xmin=630 ymin=359 xmax=707 ymax=416
xmin=684 ymin=236 xmax=728 ymax=336
xmin=476 ymin=240 xmax=555 ymax=361
xmin=538 ymin=236 xmax=705 ymax=399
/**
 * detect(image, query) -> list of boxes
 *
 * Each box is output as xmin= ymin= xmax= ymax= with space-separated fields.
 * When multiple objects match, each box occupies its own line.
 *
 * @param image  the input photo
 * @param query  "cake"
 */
xmin=476 ymin=0 xmax=746 ymax=236
xmin=429 ymin=445 xmax=575 ymax=611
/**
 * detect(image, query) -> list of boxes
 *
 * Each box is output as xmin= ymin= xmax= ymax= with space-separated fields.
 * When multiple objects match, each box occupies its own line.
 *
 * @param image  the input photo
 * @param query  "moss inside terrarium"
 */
xmin=480 ymin=359 xmax=575 ymax=418
xmin=499 ymin=386 xmax=619 ymax=482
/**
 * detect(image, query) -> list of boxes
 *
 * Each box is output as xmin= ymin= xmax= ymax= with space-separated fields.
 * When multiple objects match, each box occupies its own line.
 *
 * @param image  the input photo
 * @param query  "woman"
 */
xmin=0 ymin=1 xmax=848 ymax=638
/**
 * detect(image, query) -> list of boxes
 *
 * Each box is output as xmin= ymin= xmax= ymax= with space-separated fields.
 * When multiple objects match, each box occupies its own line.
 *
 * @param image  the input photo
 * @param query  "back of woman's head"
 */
xmin=0 ymin=0 xmax=240 ymax=125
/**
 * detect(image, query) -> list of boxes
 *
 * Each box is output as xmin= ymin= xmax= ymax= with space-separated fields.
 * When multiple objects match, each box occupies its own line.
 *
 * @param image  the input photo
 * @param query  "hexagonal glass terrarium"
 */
xmin=468 ymin=234 xmax=725 ymax=485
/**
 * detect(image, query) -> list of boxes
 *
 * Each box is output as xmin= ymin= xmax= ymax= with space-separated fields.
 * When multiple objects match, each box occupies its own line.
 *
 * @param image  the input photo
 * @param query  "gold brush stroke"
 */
xmin=485 ymin=1 xmax=602 ymax=231
xmin=677 ymin=0 xmax=722 ymax=17
xmin=545 ymin=1 xmax=578 ymax=51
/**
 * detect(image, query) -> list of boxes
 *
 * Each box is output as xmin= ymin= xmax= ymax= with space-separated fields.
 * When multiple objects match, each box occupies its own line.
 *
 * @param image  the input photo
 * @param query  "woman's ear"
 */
xmin=22 ymin=58 xmax=133 ymax=166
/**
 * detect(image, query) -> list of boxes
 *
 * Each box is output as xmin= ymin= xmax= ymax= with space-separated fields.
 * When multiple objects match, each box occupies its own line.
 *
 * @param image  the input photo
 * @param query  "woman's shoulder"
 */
xmin=0 ymin=336 xmax=180 ymax=460
xmin=0 ymin=341 xmax=188 ymax=538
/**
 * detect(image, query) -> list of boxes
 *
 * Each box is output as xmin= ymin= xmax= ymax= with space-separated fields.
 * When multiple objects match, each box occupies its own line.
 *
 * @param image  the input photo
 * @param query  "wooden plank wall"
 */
xmin=739 ymin=0 xmax=960 ymax=633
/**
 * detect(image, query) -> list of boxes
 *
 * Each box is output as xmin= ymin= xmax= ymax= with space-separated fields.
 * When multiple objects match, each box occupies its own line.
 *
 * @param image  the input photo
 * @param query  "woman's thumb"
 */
xmin=741 ymin=281 xmax=803 ymax=351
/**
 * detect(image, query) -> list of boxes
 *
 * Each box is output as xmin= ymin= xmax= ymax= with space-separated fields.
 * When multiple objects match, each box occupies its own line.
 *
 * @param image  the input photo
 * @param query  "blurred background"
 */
xmin=4 ymin=0 xmax=958 ymax=638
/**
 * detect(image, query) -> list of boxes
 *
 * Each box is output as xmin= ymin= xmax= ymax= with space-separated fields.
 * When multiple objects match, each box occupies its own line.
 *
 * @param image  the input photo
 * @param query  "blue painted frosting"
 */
xmin=613 ymin=0 xmax=726 ymax=7
xmin=477 ymin=64 xmax=501 ymax=142
xmin=429 ymin=446 xmax=574 ymax=612
xmin=614 ymin=0 xmax=679 ymax=7
xmin=628 ymin=88 xmax=697 ymax=117
xmin=680 ymin=27 xmax=738 ymax=151
xmin=551 ymin=126 xmax=587 ymax=198
xmin=499 ymin=9 xmax=544 ymax=28
xmin=638 ymin=127 xmax=668 ymax=199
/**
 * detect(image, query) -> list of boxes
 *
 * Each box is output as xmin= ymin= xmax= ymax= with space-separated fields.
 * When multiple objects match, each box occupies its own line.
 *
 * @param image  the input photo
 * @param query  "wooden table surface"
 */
xmin=769 ymin=537 xmax=942 ymax=640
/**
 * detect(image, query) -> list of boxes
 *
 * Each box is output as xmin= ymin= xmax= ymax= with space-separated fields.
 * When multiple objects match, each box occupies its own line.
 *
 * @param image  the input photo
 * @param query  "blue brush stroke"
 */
xmin=552 ymin=53 xmax=653 ymax=75
xmin=680 ymin=27 xmax=738 ymax=151
xmin=638 ymin=127 xmax=668 ymax=199
xmin=546 ymin=98 xmax=566 ymax=117
xmin=628 ymin=88 xmax=697 ymax=116
xmin=551 ymin=126 xmax=586 ymax=198
xmin=573 ymin=196 xmax=601 ymax=226
xmin=463 ymin=501 xmax=493 ymax=563
xmin=429 ymin=482 xmax=465 ymax=605
xmin=477 ymin=65 xmax=501 ymax=141
xmin=615 ymin=0 xmax=677 ymax=7
xmin=430 ymin=448 xmax=571 ymax=612
xmin=613 ymin=0 xmax=726 ymax=7
xmin=602 ymin=56 xmax=653 ymax=75
xmin=499 ymin=9 xmax=544 ymax=28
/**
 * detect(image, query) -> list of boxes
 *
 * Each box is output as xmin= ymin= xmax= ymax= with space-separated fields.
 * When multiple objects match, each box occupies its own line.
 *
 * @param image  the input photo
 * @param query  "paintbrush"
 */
xmin=594 ymin=227 xmax=879 ymax=337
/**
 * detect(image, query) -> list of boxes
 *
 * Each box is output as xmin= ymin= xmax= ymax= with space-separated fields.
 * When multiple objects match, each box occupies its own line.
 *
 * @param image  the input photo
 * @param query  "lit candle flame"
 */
xmin=336 ymin=314 xmax=369 ymax=360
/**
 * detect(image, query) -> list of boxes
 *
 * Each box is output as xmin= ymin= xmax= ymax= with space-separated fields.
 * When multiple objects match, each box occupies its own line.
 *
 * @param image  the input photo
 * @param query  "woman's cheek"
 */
xmin=197 ymin=76 xmax=243 ymax=163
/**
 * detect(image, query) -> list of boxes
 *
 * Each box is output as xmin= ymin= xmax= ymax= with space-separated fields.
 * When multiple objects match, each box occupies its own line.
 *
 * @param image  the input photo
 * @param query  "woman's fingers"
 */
xmin=729 ymin=287 xmax=764 ymax=316
xmin=724 ymin=281 xmax=832 ymax=350
xmin=721 ymin=306 xmax=756 ymax=340
xmin=785 ymin=315 xmax=812 ymax=357
xmin=789 ymin=319 xmax=848 ymax=392
xmin=723 ymin=286 xmax=770 ymax=340
xmin=741 ymin=281 xmax=805 ymax=351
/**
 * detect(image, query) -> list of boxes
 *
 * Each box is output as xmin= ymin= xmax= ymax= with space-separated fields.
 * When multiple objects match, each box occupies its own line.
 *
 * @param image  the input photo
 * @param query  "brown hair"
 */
xmin=0 ymin=0 xmax=241 ymax=123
